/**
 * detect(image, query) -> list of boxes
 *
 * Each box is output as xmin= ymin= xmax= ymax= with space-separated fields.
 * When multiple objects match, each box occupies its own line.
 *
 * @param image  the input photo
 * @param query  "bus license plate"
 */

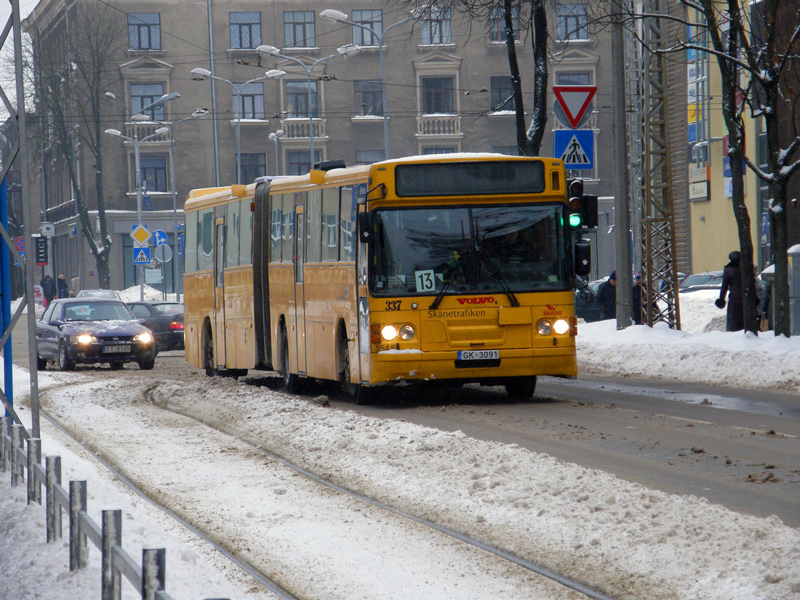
xmin=103 ymin=345 xmax=130 ymax=354
xmin=457 ymin=350 xmax=499 ymax=361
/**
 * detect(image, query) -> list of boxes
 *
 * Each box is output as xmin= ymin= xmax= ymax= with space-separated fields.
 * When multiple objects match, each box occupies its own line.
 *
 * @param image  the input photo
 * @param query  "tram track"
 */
xmin=35 ymin=375 xmax=619 ymax=600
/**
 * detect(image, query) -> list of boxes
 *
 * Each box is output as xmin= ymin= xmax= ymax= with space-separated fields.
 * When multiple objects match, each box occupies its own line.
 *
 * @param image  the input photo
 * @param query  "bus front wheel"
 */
xmin=280 ymin=331 xmax=301 ymax=394
xmin=202 ymin=323 xmax=215 ymax=377
xmin=505 ymin=377 xmax=537 ymax=399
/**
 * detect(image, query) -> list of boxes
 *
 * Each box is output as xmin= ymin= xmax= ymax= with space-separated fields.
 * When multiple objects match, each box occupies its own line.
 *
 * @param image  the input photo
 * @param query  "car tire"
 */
xmin=138 ymin=357 xmax=155 ymax=370
xmin=37 ymin=355 xmax=47 ymax=371
xmin=58 ymin=343 xmax=74 ymax=371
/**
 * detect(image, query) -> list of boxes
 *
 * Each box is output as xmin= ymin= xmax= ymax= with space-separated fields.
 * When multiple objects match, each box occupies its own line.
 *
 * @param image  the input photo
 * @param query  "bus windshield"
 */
xmin=369 ymin=204 xmax=570 ymax=296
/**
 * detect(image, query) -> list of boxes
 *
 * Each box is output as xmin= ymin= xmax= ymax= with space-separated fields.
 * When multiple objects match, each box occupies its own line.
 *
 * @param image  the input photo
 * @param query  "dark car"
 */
xmin=574 ymin=277 xmax=603 ymax=323
xmin=679 ymin=271 xmax=724 ymax=292
xmin=126 ymin=301 xmax=185 ymax=352
xmin=36 ymin=298 xmax=156 ymax=371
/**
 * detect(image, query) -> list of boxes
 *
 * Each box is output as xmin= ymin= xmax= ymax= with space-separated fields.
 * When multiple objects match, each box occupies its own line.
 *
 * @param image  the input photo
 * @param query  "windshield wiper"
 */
xmin=429 ymin=254 xmax=464 ymax=310
xmin=476 ymin=245 xmax=520 ymax=307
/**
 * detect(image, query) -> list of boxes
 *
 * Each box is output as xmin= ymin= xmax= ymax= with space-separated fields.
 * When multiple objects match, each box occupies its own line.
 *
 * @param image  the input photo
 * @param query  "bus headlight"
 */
xmin=553 ymin=319 xmax=570 ymax=335
xmin=381 ymin=325 xmax=398 ymax=341
xmin=536 ymin=320 xmax=552 ymax=336
xmin=399 ymin=324 xmax=415 ymax=340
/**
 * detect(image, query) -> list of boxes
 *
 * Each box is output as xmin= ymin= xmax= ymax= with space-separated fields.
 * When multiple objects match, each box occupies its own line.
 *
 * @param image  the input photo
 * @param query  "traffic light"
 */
xmin=567 ymin=179 xmax=584 ymax=228
xmin=566 ymin=179 xmax=599 ymax=229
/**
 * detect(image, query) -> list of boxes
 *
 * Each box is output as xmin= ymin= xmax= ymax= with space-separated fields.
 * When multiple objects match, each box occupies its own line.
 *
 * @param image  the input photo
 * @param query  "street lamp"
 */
xmin=105 ymin=91 xmax=180 ymax=300
xmin=268 ymin=129 xmax=284 ymax=175
xmin=257 ymin=43 xmax=360 ymax=170
xmin=105 ymin=125 xmax=170 ymax=300
xmin=320 ymin=9 xmax=421 ymax=159
xmin=190 ymin=68 xmax=274 ymax=185
xmin=156 ymin=109 xmax=209 ymax=297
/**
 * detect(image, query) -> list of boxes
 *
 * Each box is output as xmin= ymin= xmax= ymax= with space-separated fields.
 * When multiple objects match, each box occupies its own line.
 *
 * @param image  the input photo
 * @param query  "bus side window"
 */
xmin=239 ymin=198 xmax=253 ymax=265
xmin=270 ymin=194 xmax=283 ymax=263
xmin=321 ymin=187 xmax=339 ymax=262
xmin=340 ymin=187 xmax=355 ymax=262
xmin=198 ymin=209 xmax=214 ymax=271
xmin=185 ymin=211 xmax=198 ymax=272
xmin=226 ymin=201 xmax=240 ymax=269
xmin=281 ymin=195 xmax=294 ymax=263
xmin=306 ymin=190 xmax=322 ymax=263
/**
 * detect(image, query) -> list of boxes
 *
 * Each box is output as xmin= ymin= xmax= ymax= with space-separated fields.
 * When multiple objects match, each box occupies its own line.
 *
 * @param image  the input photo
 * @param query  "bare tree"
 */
xmin=614 ymin=0 xmax=800 ymax=336
xmin=26 ymin=0 xmax=125 ymax=289
xmin=407 ymin=0 xmax=551 ymax=156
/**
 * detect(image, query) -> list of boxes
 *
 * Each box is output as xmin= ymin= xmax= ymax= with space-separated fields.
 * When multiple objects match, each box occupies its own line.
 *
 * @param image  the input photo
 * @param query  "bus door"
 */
xmin=293 ymin=206 xmax=307 ymax=375
xmin=214 ymin=215 xmax=226 ymax=368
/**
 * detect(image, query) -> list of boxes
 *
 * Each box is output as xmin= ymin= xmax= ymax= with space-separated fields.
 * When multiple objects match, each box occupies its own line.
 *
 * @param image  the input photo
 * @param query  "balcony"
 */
xmin=123 ymin=121 xmax=171 ymax=143
xmin=279 ymin=118 xmax=327 ymax=142
xmin=416 ymin=114 xmax=462 ymax=137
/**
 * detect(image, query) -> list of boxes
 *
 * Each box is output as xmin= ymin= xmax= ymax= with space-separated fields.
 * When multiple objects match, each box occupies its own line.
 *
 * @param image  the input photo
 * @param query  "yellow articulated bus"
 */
xmin=183 ymin=153 xmax=595 ymax=402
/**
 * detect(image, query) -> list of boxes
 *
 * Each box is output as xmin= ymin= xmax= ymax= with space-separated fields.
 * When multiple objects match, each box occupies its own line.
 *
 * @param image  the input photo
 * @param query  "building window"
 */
xmin=422 ymin=77 xmax=454 ymax=114
xmin=140 ymin=155 xmax=167 ymax=193
xmin=422 ymin=8 xmax=451 ymax=45
xmin=236 ymin=153 xmax=267 ymax=183
xmin=355 ymin=150 xmax=385 ymax=165
xmin=422 ymin=146 xmax=456 ymax=155
xmin=556 ymin=71 xmax=592 ymax=85
xmin=489 ymin=7 xmax=518 ymax=43
xmin=354 ymin=80 xmax=383 ymax=116
xmin=351 ymin=10 xmax=382 ymax=46
xmin=128 ymin=13 xmax=161 ymax=50
xmin=233 ymin=82 xmax=265 ymax=119
xmin=490 ymin=76 xmax=515 ymax=111
xmin=131 ymin=83 xmax=165 ymax=120
xmin=286 ymin=81 xmax=318 ymax=118
xmin=557 ymin=4 xmax=588 ymax=41
xmin=230 ymin=12 xmax=261 ymax=49
xmin=284 ymin=11 xmax=315 ymax=48
xmin=492 ymin=145 xmax=521 ymax=155
xmin=287 ymin=150 xmax=320 ymax=176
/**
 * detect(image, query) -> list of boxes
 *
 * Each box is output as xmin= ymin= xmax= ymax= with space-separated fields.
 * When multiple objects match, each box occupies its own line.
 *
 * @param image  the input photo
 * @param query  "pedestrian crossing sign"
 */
xmin=554 ymin=129 xmax=594 ymax=170
xmin=133 ymin=247 xmax=151 ymax=265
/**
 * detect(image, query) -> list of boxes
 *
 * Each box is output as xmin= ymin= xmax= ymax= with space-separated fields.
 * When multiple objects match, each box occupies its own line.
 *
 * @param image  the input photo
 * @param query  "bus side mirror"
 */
xmin=575 ymin=240 xmax=591 ymax=277
xmin=358 ymin=212 xmax=373 ymax=244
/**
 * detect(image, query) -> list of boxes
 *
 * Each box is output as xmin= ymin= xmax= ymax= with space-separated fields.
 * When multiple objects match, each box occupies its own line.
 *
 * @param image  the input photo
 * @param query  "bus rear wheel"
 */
xmin=280 ymin=330 xmax=301 ymax=394
xmin=202 ymin=323 xmax=215 ymax=377
xmin=505 ymin=377 xmax=537 ymax=399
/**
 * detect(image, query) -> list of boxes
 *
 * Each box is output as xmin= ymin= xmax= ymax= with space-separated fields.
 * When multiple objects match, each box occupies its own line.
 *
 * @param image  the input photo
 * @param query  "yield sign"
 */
xmin=552 ymin=86 xmax=597 ymax=129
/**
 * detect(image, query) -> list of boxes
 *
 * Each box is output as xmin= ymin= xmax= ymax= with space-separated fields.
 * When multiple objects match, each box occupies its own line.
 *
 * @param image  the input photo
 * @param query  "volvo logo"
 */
xmin=456 ymin=297 xmax=496 ymax=305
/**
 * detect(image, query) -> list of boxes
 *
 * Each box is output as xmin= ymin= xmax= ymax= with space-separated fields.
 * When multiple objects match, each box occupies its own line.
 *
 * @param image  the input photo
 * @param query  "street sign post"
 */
xmin=154 ymin=244 xmax=173 ymax=263
xmin=153 ymin=229 xmax=168 ymax=246
xmin=130 ymin=224 xmax=151 ymax=247
xmin=133 ymin=247 xmax=151 ymax=265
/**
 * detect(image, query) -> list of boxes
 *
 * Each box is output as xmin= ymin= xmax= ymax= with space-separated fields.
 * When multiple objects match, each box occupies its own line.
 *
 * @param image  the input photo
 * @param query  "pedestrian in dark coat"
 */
xmin=632 ymin=272 xmax=643 ymax=325
xmin=715 ymin=251 xmax=743 ymax=332
xmin=40 ymin=274 xmax=56 ymax=306
xmin=598 ymin=270 xmax=617 ymax=320
xmin=57 ymin=274 xmax=69 ymax=298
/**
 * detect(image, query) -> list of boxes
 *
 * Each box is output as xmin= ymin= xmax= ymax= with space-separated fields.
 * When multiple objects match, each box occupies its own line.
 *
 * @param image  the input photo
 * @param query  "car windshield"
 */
xmin=369 ymin=204 xmax=570 ymax=296
xmin=63 ymin=302 xmax=133 ymax=322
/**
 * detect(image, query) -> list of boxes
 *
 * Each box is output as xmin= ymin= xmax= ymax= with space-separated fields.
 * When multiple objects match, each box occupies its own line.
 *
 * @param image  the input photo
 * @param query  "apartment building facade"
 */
xmin=24 ymin=0 xmax=616 ymax=292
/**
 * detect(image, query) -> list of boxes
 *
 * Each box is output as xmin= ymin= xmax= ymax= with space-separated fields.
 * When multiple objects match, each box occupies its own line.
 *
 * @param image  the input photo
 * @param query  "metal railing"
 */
xmin=1 ymin=416 xmax=229 ymax=600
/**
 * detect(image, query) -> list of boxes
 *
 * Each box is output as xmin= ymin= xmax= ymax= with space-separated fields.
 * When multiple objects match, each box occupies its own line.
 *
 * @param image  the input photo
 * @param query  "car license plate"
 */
xmin=457 ymin=349 xmax=499 ymax=361
xmin=103 ymin=345 xmax=130 ymax=353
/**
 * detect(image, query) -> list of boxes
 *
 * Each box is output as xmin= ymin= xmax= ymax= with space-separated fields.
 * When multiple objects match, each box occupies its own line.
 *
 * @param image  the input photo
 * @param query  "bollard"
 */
xmin=11 ymin=424 xmax=24 ymax=487
xmin=46 ymin=455 xmax=62 ymax=542
xmin=27 ymin=438 xmax=41 ymax=505
xmin=102 ymin=510 xmax=122 ymax=600
xmin=0 ymin=415 xmax=8 ymax=472
xmin=142 ymin=548 xmax=166 ymax=600
xmin=69 ymin=480 xmax=89 ymax=570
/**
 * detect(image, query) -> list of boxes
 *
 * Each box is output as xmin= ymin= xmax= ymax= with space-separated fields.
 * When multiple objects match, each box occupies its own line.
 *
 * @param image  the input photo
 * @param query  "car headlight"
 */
xmin=72 ymin=334 xmax=96 ymax=344
xmin=536 ymin=320 xmax=552 ymax=336
xmin=553 ymin=319 xmax=570 ymax=335
xmin=399 ymin=324 xmax=415 ymax=340
xmin=134 ymin=332 xmax=153 ymax=344
xmin=381 ymin=325 xmax=398 ymax=341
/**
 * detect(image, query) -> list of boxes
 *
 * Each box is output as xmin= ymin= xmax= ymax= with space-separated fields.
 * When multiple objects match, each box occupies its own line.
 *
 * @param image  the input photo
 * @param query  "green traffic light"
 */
xmin=568 ymin=212 xmax=583 ymax=227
